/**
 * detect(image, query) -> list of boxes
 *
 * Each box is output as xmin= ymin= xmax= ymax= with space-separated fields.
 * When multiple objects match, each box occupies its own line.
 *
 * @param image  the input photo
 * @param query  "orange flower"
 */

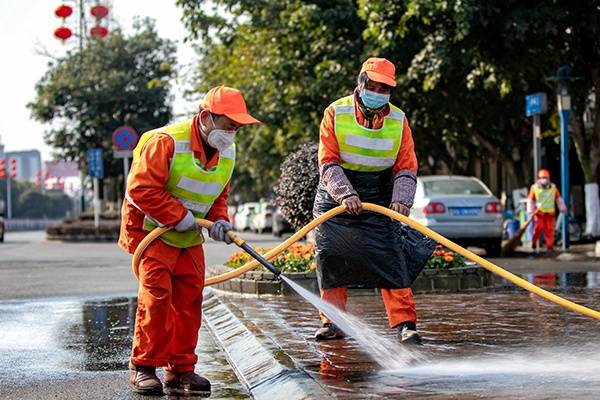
xmin=443 ymin=255 xmax=454 ymax=263
xmin=309 ymin=262 xmax=317 ymax=271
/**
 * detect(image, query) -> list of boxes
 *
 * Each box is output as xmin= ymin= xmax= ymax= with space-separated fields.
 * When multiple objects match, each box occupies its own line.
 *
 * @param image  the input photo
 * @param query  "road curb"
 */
xmin=202 ymin=289 xmax=330 ymax=399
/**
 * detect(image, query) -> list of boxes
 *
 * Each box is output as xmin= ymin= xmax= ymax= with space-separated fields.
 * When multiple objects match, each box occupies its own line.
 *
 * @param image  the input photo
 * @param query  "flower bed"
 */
xmin=226 ymin=243 xmax=316 ymax=273
xmin=46 ymin=217 xmax=120 ymax=242
xmin=425 ymin=245 xmax=466 ymax=269
xmin=212 ymin=243 xmax=494 ymax=295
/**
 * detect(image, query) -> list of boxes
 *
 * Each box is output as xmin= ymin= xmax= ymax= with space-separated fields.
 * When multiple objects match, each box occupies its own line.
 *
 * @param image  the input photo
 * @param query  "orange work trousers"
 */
xmin=131 ymin=239 xmax=205 ymax=373
xmin=532 ymin=212 xmax=556 ymax=250
xmin=320 ymin=287 xmax=417 ymax=328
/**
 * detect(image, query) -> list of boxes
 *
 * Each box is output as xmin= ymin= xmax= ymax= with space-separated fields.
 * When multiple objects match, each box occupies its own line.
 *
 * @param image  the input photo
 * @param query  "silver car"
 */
xmin=411 ymin=175 xmax=503 ymax=256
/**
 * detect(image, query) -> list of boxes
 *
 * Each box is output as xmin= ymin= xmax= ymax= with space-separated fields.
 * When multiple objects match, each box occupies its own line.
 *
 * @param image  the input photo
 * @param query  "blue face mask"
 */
xmin=359 ymin=88 xmax=390 ymax=109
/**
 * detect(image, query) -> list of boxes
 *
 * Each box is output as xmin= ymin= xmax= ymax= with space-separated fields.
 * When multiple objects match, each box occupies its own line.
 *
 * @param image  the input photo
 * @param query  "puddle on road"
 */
xmin=0 ymin=296 xmax=247 ymax=399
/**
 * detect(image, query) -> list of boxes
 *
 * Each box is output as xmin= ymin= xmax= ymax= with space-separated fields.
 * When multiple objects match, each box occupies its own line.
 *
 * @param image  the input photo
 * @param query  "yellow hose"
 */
xmin=132 ymin=202 xmax=600 ymax=321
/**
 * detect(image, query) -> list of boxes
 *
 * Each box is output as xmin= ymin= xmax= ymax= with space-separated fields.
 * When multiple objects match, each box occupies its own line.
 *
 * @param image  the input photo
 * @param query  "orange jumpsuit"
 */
xmin=528 ymin=185 xmax=563 ymax=250
xmin=119 ymin=114 xmax=230 ymax=373
xmin=318 ymin=97 xmax=418 ymax=328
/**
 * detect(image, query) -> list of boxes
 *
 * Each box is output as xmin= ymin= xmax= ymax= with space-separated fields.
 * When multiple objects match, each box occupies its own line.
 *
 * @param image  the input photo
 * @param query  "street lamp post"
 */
xmin=549 ymin=66 xmax=575 ymax=250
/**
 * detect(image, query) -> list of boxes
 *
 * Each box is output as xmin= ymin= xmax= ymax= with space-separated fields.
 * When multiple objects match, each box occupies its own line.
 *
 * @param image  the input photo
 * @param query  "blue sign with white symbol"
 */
xmin=526 ymin=93 xmax=547 ymax=117
xmin=112 ymin=126 xmax=138 ymax=151
xmin=87 ymin=148 xmax=104 ymax=178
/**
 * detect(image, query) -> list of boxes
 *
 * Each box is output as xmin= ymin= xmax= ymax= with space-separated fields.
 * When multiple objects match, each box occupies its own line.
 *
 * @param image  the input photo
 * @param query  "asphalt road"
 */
xmin=0 ymin=230 xmax=284 ymax=300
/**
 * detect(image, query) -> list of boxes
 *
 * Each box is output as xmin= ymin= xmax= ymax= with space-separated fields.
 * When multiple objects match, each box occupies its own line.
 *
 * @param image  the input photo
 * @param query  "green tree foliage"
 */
xmin=177 ymin=0 xmax=600 ymax=195
xmin=177 ymin=0 xmax=364 ymax=199
xmin=28 ymin=19 xmax=177 ymax=178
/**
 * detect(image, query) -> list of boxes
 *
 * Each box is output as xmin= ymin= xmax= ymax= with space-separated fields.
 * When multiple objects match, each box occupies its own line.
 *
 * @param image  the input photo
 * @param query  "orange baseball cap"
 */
xmin=538 ymin=169 xmax=550 ymax=178
xmin=201 ymin=86 xmax=262 ymax=125
xmin=360 ymin=57 xmax=396 ymax=87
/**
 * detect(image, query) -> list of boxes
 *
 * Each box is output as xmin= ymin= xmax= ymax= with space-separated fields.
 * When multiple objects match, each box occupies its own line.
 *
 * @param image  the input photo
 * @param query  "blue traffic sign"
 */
xmin=87 ymin=148 xmax=104 ymax=178
xmin=112 ymin=126 xmax=138 ymax=151
xmin=525 ymin=93 xmax=547 ymax=117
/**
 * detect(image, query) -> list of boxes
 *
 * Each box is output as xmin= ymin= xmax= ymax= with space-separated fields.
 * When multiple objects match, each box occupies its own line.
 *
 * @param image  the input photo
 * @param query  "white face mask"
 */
xmin=539 ymin=178 xmax=550 ymax=186
xmin=205 ymin=114 xmax=236 ymax=151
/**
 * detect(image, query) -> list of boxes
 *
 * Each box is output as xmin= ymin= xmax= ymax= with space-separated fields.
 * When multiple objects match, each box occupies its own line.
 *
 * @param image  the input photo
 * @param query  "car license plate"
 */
xmin=450 ymin=207 xmax=479 ymax=216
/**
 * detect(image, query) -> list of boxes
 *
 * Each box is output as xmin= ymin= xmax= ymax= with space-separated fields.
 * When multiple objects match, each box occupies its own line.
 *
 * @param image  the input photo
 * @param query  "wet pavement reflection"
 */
xmin=0 ymin=296 xmax=248 ymax=399
xmin=215 ymin=272 xmax=600 ymax=399
xmin=1 ymin=271 xmax=600 ymax=399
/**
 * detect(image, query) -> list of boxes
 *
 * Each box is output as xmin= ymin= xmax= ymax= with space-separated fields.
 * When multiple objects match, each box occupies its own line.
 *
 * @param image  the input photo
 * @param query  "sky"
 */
xmin=0 ymin=0 xmax=198 ymax=160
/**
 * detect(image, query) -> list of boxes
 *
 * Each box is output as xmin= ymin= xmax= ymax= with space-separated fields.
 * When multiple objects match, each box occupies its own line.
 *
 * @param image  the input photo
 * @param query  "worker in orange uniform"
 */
xmin=119 ymin=86 xmax=261 ymax=396
xmin=314 ymin=57 xmax=432 ymax=345
xmin=527 ymin=168 xmax=567 ymax=252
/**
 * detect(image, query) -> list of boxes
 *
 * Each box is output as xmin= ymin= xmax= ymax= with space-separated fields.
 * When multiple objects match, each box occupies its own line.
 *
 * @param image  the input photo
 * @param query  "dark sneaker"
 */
xmin=397 ymin=322 xmax=423 ymax=345
xmin=129 ymin=363 xmax=163 ymax=395
xmin=315 ymin=322 xmax=345 ymax=340
xmin=164 ymin=370 xmax=211 ymax=396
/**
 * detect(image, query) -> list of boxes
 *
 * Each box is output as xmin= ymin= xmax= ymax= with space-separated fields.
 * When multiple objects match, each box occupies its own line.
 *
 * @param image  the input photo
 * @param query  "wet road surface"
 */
xmin=0 ymin=296 xmax=248 ymax=400
xmin=214 ymin=273 xmax=600 ymax=399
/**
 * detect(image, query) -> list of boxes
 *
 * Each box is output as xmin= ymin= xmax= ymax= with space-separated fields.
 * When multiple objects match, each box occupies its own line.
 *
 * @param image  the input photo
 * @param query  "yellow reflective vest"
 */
xmin=332 ymin=95 xmax=404 ymax=172
xmin=133 ymin=119 xmax=235 ymax=248
xmin=532 ymin=183 xmax=557 ymax=214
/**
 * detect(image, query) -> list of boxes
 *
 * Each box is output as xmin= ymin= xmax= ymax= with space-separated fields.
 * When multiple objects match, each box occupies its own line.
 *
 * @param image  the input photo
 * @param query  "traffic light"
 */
xmin=9 ymin=158 xmax=17 ymax=179
xmin=0 ymin=159 xmax=5 ymax=179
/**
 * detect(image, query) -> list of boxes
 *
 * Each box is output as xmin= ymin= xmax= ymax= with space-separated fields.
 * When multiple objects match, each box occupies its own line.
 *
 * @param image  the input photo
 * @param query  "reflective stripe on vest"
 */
xmin=134 ymin=119 xmax=235 ymax=248
xmin=534 ymin=184 xmax=557 ymax=214
xmin=332 ymin=95 xmax=404 ymax=172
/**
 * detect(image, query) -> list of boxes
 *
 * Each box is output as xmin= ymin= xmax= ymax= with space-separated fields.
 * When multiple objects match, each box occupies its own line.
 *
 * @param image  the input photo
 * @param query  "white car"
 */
xmin=411 ymin=175 xmax=503 ymax=256
xmin=234 ymin=202 xmax=260 ymax=232
xmin=251 ymin=203 xmax=276 ymax=234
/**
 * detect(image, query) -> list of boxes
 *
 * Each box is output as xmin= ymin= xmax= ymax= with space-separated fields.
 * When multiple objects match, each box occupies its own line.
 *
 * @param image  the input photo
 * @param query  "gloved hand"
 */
xmin=209 ymin=220 xmax=233 ymax=244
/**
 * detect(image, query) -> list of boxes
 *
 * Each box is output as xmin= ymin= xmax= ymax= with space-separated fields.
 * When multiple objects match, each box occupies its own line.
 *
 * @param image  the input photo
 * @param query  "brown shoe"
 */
xmin=129 ymin=363 xmax=163 ymax=395
xmin=164 ymin=370 xmax=211 ymax=396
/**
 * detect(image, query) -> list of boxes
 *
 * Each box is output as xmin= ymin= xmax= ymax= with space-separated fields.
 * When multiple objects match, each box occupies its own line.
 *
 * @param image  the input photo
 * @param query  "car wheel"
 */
xmin=485 ymin=239 xmax=502 ymax=257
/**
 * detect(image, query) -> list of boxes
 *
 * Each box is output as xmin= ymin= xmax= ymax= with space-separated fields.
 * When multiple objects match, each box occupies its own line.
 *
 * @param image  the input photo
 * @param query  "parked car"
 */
xmin=251 ymin=203 xmax=276 ymax=234
xmin=234 ymin=202 xmax=260 ymax=232
xmin=0 ymin=200 xmax=4 ymax=243
xmin=410 ymin=175 xmax=503 ymax=256
xmin=227 ymin=205 xmax=237 ymax=224
xmin=272 ymin=208 xmax=294 ymax=237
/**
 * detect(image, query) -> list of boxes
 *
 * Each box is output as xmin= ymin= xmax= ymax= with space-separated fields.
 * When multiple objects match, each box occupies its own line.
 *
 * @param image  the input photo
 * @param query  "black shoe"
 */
xmin=397 ymin=322 xmax=423 ymax=345
xmin=315 ymin=323 xmax=345 ymax=340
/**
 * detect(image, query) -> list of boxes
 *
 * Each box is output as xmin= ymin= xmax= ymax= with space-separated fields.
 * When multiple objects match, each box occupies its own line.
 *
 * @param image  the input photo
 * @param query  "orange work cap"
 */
xmin=201 ymin=86 xmax=262 ymax=125
xmin=538 ymin=169 xmax=550 ymax=178
xmin=360 ymin=57 xmax=397 ymax=87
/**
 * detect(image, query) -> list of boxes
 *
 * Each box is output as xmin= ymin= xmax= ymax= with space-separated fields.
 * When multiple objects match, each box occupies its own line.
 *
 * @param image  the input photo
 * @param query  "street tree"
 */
xmin=29 ymin=19 xmax=176 ymax=200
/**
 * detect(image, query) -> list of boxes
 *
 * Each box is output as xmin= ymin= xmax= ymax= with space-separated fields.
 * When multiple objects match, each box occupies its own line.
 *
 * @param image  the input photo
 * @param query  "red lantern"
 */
xmin=55 ymin=4 xmax=73 ymax=19
xmin=54 ymin=26 xmax=72 ymax=41
xmin=0 ymin=159 xmax=5 ymax=179
xmin=90 ymin=5 xmax=109 ymax=19
xmin=90 ymin=25 xmax=109 ymax=38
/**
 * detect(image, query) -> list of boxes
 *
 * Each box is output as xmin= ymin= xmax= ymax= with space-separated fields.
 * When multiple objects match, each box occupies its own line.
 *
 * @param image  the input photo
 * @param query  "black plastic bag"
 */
xmin=313 ymin=169 xmax=436 ymax=290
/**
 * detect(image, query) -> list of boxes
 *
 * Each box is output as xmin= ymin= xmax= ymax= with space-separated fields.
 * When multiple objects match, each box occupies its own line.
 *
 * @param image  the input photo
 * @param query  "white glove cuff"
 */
xmin=174 ymin=210 xmax=195 ymax=232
